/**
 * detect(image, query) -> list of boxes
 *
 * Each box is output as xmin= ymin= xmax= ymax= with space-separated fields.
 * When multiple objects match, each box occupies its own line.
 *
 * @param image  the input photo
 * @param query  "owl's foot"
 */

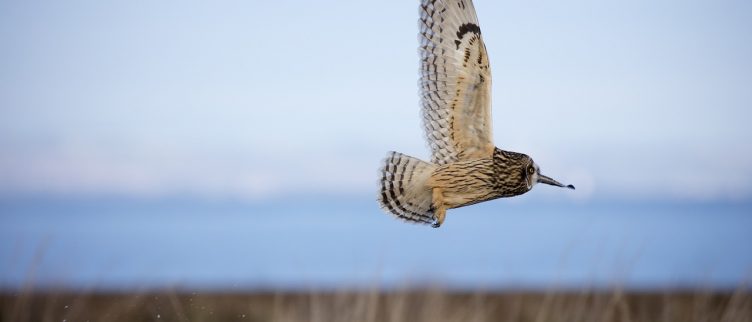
xmin=431 ymin=213 xmax=445 ymax=228
xmin=431 ymin=188 xmax=446 ymax=228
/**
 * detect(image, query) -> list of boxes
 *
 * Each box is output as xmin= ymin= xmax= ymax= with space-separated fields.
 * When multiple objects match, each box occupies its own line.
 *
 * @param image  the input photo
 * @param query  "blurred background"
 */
xmin=1 ymin=0 xmax=751 ymax=293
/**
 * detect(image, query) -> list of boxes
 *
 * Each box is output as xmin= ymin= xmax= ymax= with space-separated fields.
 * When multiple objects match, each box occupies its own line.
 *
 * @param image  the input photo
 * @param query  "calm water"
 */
xmin=1 ymin=196 xmax=750 ymax=291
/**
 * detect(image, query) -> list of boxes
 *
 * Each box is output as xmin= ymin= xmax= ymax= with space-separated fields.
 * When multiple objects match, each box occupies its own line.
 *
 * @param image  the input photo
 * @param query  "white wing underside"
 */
xmin=420 ymin=0 xmax=494 ymax=165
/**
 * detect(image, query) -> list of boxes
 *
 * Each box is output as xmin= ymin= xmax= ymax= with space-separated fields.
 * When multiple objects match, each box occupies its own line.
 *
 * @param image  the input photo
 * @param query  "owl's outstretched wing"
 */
xmin=420 ymin=0 xmax=493 ymax=165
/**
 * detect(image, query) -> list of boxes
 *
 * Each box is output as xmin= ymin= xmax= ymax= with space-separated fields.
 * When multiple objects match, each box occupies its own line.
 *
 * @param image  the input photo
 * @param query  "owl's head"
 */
xmin=493 ymin=148 xmax=575 ymax=193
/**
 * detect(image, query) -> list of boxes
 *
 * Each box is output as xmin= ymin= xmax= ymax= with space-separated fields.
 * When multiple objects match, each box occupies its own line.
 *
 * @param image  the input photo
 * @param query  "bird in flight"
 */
xmin=379 ymin=0 xmax=574 ymax=228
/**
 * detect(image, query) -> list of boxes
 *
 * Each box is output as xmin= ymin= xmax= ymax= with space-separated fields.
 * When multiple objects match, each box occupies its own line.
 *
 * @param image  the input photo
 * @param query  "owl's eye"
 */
xmin=528 ymin=166 xmax=535 ymax=175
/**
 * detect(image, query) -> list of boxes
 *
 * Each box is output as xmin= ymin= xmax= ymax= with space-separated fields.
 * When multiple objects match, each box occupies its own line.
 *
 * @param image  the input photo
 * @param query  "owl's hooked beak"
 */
xmin=537 ymin=174 xmax=575 ymax=190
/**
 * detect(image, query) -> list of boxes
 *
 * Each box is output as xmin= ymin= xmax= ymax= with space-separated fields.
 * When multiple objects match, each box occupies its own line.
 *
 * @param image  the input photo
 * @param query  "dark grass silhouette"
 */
xmin=2 ymin=287 xmax=751 ymax=322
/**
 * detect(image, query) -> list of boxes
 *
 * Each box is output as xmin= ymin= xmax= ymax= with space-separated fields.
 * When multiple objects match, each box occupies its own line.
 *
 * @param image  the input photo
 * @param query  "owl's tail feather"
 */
xmin=378 ymin=151 xmax=437 ymax=225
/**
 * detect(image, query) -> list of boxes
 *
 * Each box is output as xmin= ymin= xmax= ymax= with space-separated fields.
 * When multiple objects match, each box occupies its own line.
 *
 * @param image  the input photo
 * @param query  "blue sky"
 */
xmin=1 ymin=0 xmax=751 ymax=202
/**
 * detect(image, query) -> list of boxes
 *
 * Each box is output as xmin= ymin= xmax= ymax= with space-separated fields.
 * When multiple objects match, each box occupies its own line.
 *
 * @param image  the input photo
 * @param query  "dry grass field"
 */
xmin=2 ymin=288 xmax=751 ymax=322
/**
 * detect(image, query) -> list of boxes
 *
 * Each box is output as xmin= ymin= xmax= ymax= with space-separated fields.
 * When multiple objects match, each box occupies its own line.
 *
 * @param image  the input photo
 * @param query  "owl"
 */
xmin=378 ymin=0 xmax=573 ymax=228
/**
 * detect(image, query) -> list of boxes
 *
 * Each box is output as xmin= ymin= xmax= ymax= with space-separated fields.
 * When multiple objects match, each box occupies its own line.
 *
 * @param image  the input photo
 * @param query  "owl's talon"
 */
xmin=431 ymin=221 xmax=441 ymax=228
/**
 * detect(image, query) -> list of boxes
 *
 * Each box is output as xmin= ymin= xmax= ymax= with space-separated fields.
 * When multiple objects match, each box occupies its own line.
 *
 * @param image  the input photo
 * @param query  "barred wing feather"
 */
xmin=420 ymin=0 xmax=494 ymax=165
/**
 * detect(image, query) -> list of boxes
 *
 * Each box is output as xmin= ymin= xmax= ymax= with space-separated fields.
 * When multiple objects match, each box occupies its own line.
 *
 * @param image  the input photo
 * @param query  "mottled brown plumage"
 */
xmin=378 ymin=0 xmax=573 ymax=228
